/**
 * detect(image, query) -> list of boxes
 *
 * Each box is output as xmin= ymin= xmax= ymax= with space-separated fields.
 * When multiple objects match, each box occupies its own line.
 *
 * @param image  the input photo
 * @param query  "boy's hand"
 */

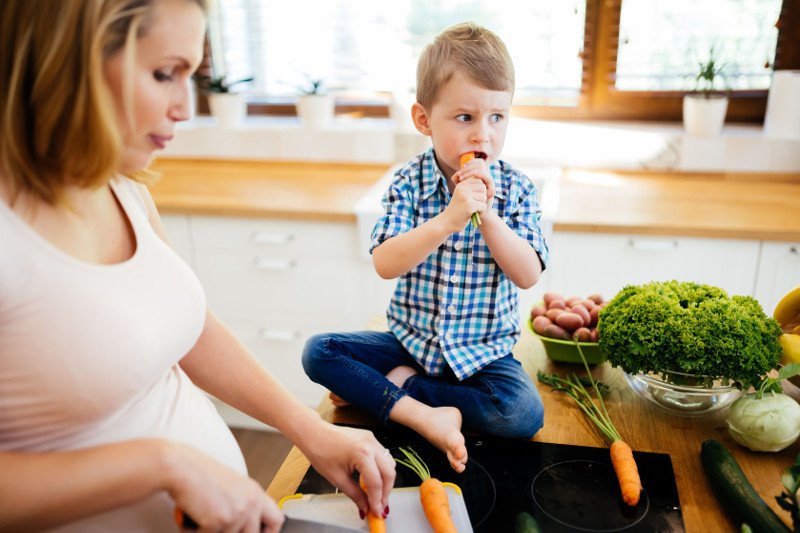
xmin=452 ymin=157 xmax=495 ymax=202
xmin=446 ymin=157 xmax=494 ymax=230
xmin=446 ymin=175 xmax=488 ymax=231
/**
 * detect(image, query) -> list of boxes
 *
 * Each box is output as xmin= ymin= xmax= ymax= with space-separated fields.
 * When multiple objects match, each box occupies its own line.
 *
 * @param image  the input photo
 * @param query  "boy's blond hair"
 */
xmin=416 ymin=22 xmax=515 ymax=109
xmin=0 ymin=0 xmax=206 ymax=205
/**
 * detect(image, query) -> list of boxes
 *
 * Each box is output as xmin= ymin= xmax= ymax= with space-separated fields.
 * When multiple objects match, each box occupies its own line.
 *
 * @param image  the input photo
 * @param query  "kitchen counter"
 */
xmin=149 ymin=158 xmax=390 ymax=222
xmin=555 ymin=168 xmax=800 ymax=242
xmin=148 ymin=158 xmax=800 ymax=241
xmin=266 ymin=324 xmax=800 ymax=532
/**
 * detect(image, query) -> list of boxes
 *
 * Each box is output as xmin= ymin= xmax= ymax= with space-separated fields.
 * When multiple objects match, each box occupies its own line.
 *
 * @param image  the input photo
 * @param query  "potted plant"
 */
xmin=683 ymin=47 xmax=729 ymax=137
xmin=194 ymin=73 xmax=254 ymax=128
xmin=295 ymin=78 xmax=335 ymax=128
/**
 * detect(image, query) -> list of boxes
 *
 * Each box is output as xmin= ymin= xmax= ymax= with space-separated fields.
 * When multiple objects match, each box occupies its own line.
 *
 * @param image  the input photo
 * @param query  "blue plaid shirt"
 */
xmin=370 ymin=148 xmax=549 ymax=380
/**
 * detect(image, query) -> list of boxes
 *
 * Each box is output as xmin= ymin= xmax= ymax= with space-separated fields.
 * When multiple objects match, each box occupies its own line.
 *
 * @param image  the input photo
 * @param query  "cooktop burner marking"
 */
xmin=531 ymin=460 xmax=649 ymax=532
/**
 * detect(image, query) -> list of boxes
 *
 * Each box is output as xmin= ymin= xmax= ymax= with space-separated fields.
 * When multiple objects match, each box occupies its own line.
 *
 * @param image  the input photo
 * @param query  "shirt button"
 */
xmin=448 ymin=305 xmax=456 ymax=313
xmin=449 ymin=274 xmax=458 ymax=283
xmin=454 ymin=242 xmax=463 ymax=251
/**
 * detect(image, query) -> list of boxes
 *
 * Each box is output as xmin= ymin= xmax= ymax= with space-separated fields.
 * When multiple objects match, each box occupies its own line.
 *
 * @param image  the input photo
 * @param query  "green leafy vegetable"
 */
xmin=598 ymin=280 xmax=782 ymax=389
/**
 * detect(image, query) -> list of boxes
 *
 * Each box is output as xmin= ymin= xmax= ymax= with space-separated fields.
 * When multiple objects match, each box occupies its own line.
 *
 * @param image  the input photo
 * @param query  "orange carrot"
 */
xmin=537 ymin=341 xmax=643 ymax=506
xmin=459 ymin=152 xmax=481 ymax=227
xmin=610 ymin=440 xmax=642 ymax=506
xmin=358 ymin=474 xmax=386 ymax=533
xmin=397 ymin=447 xmax=457 ymax=533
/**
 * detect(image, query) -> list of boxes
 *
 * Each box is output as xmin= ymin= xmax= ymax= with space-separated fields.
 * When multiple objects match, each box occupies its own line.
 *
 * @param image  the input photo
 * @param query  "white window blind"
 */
xmin=207 ymin=0 xmax=586 ymax=104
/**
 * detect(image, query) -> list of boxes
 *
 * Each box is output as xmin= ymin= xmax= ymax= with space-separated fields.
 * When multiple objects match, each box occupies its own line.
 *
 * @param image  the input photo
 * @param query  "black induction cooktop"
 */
xmin=297 ymin=426 xmax=684 ymax=532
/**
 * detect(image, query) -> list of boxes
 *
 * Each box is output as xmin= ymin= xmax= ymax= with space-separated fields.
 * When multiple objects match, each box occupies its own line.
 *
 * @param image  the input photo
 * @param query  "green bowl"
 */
xmin=528 ymin=319 xmax=606 ymax=364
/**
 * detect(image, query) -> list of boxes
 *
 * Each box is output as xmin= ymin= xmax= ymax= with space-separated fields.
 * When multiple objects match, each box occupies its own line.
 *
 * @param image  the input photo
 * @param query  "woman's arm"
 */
xmin=138 ymin=184 xmax=395 ymax=517
xmin=0 ymin=439 xmax=279 ymax=532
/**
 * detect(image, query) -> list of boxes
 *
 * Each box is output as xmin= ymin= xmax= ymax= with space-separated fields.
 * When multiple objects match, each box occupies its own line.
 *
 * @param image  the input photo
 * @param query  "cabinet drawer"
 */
xmin=547 ymin=232 xmax=760 ymax=300
xmin=191 ymin=216 xmax=360 ymax=260
xmin=223 ymin=316 xmax=334 ymax=408
xmin=195 ymin=250 xmax=368 ymax=320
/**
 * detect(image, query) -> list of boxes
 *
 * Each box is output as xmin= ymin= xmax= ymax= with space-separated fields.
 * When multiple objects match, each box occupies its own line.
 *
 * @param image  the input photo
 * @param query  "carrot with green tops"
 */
xmin=396 ymin=447 xmax=458 ymax=533
xmin=358 ymin=474 xmax=386 ymax=533
xmin=537 ymin=342 xmax=642 ymax=506
xmin=459 ymin=152 xmax=481 ymax=227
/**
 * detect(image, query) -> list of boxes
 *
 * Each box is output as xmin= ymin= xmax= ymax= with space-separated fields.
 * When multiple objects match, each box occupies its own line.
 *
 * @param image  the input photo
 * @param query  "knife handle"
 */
xmin=174 ymin=507 xmax=267 ymax=531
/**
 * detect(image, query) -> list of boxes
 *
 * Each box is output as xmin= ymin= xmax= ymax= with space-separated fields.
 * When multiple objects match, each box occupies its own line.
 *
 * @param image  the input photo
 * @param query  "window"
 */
xmin=203 ymin=0 xmax=799 ymax=122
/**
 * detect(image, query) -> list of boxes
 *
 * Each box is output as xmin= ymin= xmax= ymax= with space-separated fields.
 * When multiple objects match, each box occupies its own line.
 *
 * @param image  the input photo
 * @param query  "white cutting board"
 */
xmin=280 ymin=483 xmax=473 ymax=532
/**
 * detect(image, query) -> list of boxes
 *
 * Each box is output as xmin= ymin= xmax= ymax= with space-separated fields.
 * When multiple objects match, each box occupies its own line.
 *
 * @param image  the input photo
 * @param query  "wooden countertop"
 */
xmin=148 ymin=159 xmax=800 ymax=241
xmin=555 ymin=168 xmax=800 ymax=242
xmin=148 ymin=158 xmax=390 ymax=222
xmin=266 ymin=325 xmax=800 ymax=532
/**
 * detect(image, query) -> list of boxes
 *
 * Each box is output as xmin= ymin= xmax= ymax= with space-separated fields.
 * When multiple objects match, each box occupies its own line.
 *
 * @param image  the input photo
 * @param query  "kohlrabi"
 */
xmin=727 ymin=363 xmax=800 ymax=452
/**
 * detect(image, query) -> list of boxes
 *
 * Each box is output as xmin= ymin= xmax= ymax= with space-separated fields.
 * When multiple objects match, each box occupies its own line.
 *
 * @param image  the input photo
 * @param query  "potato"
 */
xmin=543 ymin=292 xmax=563 ymax=307
xmin=532 ymin=315 xmax=552 ymax=334
xmin=543 ymin=323 xmax=570 ymax=340
xmin=590 ymin=328 xmax=600 ymax=342
xmin=573 ymin=327 xmax=592 ymax=342
xmin=570 ymin=304 xmax=591 ymax=325
xmin=530 ymin=305 xmax=547 ymax=319
xmin=545 ymin=308 xmax=565 ymax=322
xmin=548 ymin=299 xmax=567 ymax=310
xmin=565 ymin=296 xmax=583 ymax=307
xmin=581 ymin=298 xmax=597 ymax=311
xmin=589 ymin=307 xmax=600 ymax=327
xmin=555 ymin=311 xmax=584 ymax=332
xmin=588 ymin=294 xmax=604 ymax=305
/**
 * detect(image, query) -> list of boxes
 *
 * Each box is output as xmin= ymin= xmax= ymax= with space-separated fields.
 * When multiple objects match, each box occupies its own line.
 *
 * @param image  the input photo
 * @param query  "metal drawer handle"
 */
xmin=251 ymin=231 xmax=294 ymax=245
xmin=252 ymin=257 xmax=296 ymax=270
xmin=628 ymin=239 xmax=678 ymax=252
xmin=259 ymin=329 xmax=300 ymax=341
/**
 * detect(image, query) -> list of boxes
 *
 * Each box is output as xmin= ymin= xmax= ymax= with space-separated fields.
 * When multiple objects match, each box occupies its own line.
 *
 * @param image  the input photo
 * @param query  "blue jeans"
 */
xmin=301 ymin=331 xmax=544 ymax=439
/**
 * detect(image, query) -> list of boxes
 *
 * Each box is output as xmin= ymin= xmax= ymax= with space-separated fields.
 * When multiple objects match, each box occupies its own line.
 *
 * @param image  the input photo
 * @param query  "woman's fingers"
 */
xmin=378 ymin=448 xmax=396 ymax=506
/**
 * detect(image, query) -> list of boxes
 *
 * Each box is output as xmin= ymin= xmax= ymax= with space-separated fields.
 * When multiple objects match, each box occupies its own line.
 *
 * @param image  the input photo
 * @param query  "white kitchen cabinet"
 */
xmin=543 ymin=232 xmax=761 ymax=303
xmin=753 ymin=241 xmax=800 ymax=315
xmin=185 ymin=216 xmax=379 ymax=428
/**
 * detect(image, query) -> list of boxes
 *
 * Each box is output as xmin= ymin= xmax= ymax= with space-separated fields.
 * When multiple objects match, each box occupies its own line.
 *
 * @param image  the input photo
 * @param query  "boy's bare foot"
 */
xmin=391 ymin=398 xmax=468 ymax=473
xmin=328 ymin=391 xmax=350 ymax=407
xmin=418 ymin=406 xmax=468 ymax=473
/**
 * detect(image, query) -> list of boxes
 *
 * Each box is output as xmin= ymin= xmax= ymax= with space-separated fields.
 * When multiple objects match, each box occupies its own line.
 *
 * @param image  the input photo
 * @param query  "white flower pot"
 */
xmin=208 ymin=93 xmax=246 ymax=128
xmin=682 ymin=94 xmax=729 ymax=137
xmin=296 ymin=94 xmax=335 ymax=128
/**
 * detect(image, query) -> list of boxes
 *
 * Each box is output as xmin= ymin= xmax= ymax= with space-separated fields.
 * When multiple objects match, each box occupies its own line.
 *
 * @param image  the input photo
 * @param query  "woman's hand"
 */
xmin=297 ymin=424 xmax=396 ymax=519
xmin=164 ymin=442 xmax=285 ymax=533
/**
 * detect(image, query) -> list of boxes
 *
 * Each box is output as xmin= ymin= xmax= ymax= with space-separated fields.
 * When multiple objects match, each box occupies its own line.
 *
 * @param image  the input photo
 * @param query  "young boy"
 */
xmin=302 ymin=22 xmax=549 ymax=472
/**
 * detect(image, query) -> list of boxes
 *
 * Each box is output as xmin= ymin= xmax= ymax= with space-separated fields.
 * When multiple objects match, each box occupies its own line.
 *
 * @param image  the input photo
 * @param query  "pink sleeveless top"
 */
xmin=0 ymin=177 xmax=246 ymax=531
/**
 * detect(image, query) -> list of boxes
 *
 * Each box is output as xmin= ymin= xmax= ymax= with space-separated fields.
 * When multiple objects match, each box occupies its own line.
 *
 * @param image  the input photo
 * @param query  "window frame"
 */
xmin=198 ymin=0 xmax=799 ymax=123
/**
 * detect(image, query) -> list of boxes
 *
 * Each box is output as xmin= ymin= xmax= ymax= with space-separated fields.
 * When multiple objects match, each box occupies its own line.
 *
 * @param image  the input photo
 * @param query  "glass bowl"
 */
xmin=624 ymin=370 xmax=743 ymax=416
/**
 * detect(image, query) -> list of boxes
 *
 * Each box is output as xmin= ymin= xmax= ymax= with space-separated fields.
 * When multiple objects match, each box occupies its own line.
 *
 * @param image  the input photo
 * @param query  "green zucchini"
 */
xmin=700 ymin=439 xmax=791 ymax=533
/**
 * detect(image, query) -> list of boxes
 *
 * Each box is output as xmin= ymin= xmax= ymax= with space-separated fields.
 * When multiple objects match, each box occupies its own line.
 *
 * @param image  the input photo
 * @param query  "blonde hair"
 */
xmin=0 ymin=0 xmax=205 ymax=205
xmin=416 ymin=22 xmax=515 ymax=109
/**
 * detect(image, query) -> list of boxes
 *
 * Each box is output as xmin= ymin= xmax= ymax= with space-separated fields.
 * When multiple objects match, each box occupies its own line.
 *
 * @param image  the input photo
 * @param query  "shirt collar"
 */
xmin=419 ymin=148 xmax=507 ymax=201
